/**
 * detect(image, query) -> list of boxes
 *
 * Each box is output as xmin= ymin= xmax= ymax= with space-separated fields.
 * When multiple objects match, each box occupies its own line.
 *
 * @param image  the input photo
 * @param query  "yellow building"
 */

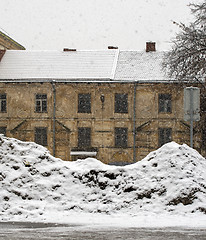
xmin=0 ymin=31 xmax=25 ymax=50
xmin=0 ymin=43 xmax=201 ymax=164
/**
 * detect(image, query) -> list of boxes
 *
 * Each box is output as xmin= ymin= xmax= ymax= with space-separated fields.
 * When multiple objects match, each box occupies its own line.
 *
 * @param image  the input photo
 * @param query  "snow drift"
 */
xmin=0 ymin=135 xmax=206 ymax=222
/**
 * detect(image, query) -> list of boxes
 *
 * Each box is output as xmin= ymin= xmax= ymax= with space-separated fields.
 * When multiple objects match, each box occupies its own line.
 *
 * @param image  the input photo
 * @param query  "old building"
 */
xmin=0 ymin=43 xmax=201 ymax=164
xmin=0 ymin=31 xmax=25 ymax=50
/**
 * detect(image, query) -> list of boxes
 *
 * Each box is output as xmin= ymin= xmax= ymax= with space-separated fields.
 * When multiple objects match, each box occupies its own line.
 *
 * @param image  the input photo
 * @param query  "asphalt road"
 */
xmin=0 ymin=222 xmax=206 ymax=240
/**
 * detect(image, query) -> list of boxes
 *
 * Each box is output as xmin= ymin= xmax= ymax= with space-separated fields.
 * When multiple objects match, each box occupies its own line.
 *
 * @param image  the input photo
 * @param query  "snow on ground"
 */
xmin=0 ymin=135 xmax=206 ymax=227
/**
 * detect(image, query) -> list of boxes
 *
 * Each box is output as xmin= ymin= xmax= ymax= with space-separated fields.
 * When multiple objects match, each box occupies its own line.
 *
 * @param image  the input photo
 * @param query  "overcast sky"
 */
xmin=0 ymin=0 xmax=196 ymax=51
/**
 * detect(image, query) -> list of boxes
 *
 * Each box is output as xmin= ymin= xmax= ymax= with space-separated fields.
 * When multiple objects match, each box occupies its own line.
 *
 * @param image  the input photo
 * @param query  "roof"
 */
xmin=0 ymin=50 xmax=118 ymax=80
xmin=0 ymin=49 xmax=170 ymax=82
xmin=115 ymin=51 xmax=169 ymax=82
xmin=0 ymin=31 xmax=25 ymax=50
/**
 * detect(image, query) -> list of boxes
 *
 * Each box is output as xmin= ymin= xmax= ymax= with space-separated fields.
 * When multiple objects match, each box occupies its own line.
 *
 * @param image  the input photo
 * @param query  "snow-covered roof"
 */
xmin=0 ymin=50 xmax=118 ymax=80
xmin=0 ymin=49 xmax=170 ymax=82
xmin=115 ymin=51 xmax=169 ymax=82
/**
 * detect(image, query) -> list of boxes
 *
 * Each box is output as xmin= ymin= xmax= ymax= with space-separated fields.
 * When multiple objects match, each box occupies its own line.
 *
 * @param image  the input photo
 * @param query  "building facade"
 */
xmin=0 ymin=31 xmax=25 ymax=50
xmin=0 ymin=44 xmax=201 ymax=164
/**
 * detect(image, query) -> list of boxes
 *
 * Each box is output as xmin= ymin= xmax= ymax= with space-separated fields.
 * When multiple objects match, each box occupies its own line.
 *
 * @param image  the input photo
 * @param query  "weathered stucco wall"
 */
xmin=0 ymin=82 xmax=200 ymax=164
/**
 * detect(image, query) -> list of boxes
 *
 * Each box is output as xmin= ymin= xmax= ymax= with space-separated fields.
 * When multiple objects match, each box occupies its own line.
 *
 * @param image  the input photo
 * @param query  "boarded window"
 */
xmin=35 ymin=127 xmax=47 ymax=146
xmin=115 ymin=127 xmax=128 ymax=147
xmin=35 ymin=94 xmax=47 ymax=112
xmin=78 ymin=94 xmax=91 ymax=113
xmin=115 ymin=93 xmax=128 ymax=113
xmin=0 ymin=94 xmax=7 ymax=112
xmin=0 ymin=127 xmax=6 ymax=136
xmin=158 ymin=128 xmax=172 ymax=147
xmin=78 ymin=127 xmax=91 ymax=148
xmin=158 ymin=94 xmax=171 ymax=113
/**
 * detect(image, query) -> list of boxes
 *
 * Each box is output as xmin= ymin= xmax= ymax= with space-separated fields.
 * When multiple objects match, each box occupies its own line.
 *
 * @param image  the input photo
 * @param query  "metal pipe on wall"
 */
xmin=52 ymin=80 xmax=56 ymax=157
xmin=133 ymin=81 xmax=137 ymax=163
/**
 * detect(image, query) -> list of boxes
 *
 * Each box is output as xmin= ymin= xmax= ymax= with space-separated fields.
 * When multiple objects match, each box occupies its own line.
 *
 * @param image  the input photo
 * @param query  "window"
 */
xmin=35 ymin=94 xmax=47 ymax=112
xmin=158 ymin=128 xmax=172 ymax=147
xmin=35 ymin=127 xmax=47 ymax=146
xmin=158 ymin=94 xmax=171 ymax=113
xmin=115 ymin=127 xmax=128 ymax=148
xmin=78 ymin=127 xmax=91 ymax=148
xmin=202 ymin=130 xmax=206 ymax=148
xmin=0 ymin=94 xmax=7 ymax=112
xmin=78 ymin=94 xmax=91 ymax=113
xmin=115 ymin=93 xmax=128 ymax=113
xmin=0 ymin=127 xmax=6 ymax=136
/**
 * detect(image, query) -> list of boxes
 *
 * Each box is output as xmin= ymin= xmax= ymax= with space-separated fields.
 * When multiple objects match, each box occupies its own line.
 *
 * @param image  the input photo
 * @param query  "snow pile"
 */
xmin=0 ymin=135 xmax=206 ymax=223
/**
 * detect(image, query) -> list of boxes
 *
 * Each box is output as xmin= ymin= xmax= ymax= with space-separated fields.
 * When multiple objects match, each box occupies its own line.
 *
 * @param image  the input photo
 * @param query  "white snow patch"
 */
xmin=0 ymin=135 xmax=206 ymax=227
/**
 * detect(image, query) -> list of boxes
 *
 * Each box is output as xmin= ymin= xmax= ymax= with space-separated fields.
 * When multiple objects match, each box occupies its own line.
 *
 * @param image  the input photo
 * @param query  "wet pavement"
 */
xmin=0 ymin=222 xmax=206 ymax=240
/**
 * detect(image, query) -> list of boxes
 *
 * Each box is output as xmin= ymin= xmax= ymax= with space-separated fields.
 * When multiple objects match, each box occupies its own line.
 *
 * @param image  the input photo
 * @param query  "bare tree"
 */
xmin=163 ymin=0 xmax=206 ymax=153
xmin=163 ymin=1 xmax=206 ymax=83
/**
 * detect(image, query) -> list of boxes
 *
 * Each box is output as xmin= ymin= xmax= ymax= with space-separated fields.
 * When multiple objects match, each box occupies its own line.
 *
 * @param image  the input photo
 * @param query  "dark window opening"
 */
xmin=0 ymin=127 xmax=6 ymax=136
xmin=0 ymin=94 xmax=7 ymax=112
xmin=115 ymin=93 xmax=128 ymax=113
xmin=115 ymin=127 xmax=128 ymax=148
xmin=158 ymin=128 xmax=172 ymax=147
xmin=35 ymin=127 xmax=47 ymax=146
xmin=159 ymin=94 xmax=171 ymax=113
xmin=78 ymin=94 xmax=91 ymax=113
xmin=35 ymin=94 xmax=47 ymax=112
xmin=78 ymin=127 xmax=91 ymax=148
xmin=202 ymin=130 xmax=206 ymax=148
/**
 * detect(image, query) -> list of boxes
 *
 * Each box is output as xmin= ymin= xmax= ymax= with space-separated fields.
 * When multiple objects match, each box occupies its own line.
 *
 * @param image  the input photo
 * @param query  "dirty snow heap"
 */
xmin=0 ymin=135 xmax=206 ymax=222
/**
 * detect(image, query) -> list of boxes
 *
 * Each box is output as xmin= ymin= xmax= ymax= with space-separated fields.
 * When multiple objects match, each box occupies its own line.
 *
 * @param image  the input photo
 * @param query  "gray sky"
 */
xmin=0 ymin=0 xmax=194 ymax=51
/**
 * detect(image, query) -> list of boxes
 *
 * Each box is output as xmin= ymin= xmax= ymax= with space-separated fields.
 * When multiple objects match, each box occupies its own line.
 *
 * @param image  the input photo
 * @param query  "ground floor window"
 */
xmin=115 ymin=127 xmax=128 ymax=148
xmin=78 ymin=127 xmax=91 ymax=148
xmin=202 ymin=130 xmax=206 ymax=148
xmin=158 ymin=128 xmax=172 ymax=147
xmin=35 ymin=127 xmax=47 ymax=146
xmin=0 ymin=126 xmax=6 ymax=136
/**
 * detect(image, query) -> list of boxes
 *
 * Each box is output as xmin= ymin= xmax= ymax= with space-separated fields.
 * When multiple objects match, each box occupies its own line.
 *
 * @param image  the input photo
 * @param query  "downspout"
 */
xmin=52 ymin=80 xmax=56 ymax=157
xmin=133 ymin=81 xmax=137 ymax=163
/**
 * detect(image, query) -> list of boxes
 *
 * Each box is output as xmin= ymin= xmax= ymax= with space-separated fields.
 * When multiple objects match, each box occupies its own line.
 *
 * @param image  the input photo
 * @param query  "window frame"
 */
xmin=115 ymin=127 xmax=128 ymax=148
xmin=78 ymin=127 xmax=91 ymax=148
xmin=0 ymin=94 xmax=7 ymax=113
xmin=115 ymin=93 xmax=128 ymax=114
xmin=34 ymin=127 xmax=48 ymax=146
xmin=158 ymin=93 xmax=172 ymax=113
xmin=158 ymin=128 xmax=172 ymax=147
xmin=35 ymin=94 xmax=47 ymax=113
xmin=78 ymin=93 xmax=91 ymax=113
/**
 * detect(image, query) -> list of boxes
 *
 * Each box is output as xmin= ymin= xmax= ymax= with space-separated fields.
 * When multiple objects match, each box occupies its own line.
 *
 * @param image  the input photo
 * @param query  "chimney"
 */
xmin=146 ymin=42 xmax=156 ymax=52
xmin=0 ymin=50 xmax=6 ymax=61
xmin=108 ymin=46 xmax=118 ymax=49
xmin=63 ymin=48 xmax=76 ymax=52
